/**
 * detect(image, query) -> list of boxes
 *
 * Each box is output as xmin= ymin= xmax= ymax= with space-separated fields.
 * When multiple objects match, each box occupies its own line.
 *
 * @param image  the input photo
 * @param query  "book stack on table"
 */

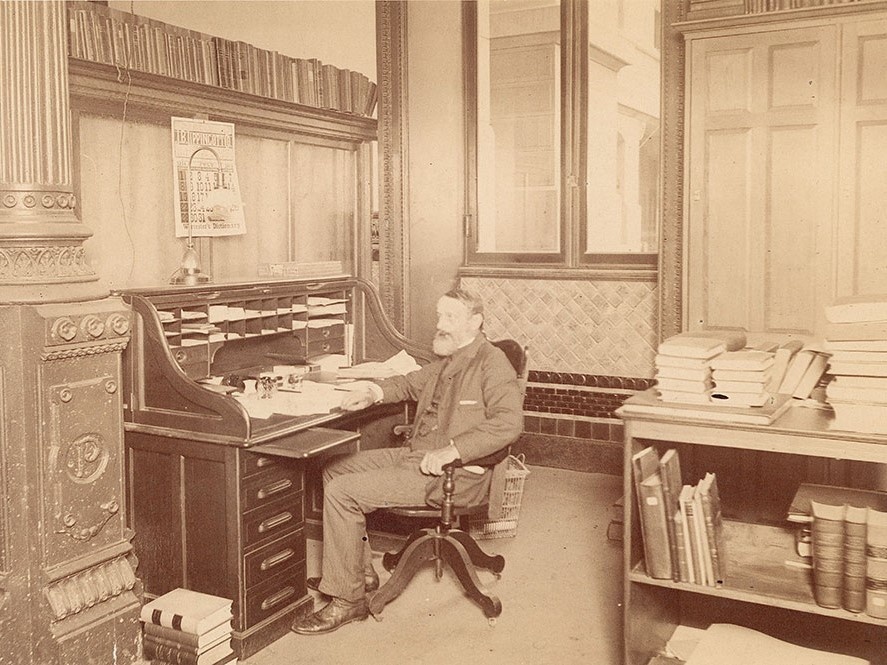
xmin=709 ymin=350 xmax=774 ymax=407
xmin=824 ymin=295 xmax=887 ymax=434
xmin=140 ymin=588 xmax=235 ymax=665
xmin=654 ymin=331 xmax=747 ymax=405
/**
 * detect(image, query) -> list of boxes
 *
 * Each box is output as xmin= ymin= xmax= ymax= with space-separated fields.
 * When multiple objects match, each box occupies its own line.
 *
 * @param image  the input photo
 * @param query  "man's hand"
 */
xmin=340 ymin=386 xmax=376 ymax=411
xmin=420 ymin=443 xmax=461 ymax=476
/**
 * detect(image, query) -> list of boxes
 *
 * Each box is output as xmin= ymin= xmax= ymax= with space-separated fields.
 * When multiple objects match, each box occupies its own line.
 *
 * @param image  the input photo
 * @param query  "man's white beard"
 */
xmin=433 ymin=332 xmax=458 ymax=357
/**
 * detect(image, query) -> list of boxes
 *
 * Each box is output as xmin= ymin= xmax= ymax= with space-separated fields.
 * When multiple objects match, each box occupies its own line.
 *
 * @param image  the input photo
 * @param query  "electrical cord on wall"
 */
xmin=113 ymin=47 xmax=137 ymax=286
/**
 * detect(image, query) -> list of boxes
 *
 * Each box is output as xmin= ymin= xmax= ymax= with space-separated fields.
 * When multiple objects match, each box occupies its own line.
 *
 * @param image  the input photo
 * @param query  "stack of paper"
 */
xmin=824 ymin=295 xmax=887 ymax=433
xmin=654 ymin=331 xmax=746 ymax=405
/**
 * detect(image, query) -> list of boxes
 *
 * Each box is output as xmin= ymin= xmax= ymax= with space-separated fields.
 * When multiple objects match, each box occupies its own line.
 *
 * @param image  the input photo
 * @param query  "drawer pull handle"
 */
xmin=258 ymin=512 xmax=293 ymax=533
xmin=260 ymin=586 xmax=295 ymax=611
xmin=257 ymin=478 xmax=293 ymax=499
xmin=321 ymin=328 xmax=331 ymax=338
xmin=256 ymin=456 xmax=276 ymax=468
xmin=174 ymin=350 xmax=187 ymax=363
xmin=260 ymin=548 xmax=295 ymax=571
xmin=322 ymin=342 xmax=330 ymax=352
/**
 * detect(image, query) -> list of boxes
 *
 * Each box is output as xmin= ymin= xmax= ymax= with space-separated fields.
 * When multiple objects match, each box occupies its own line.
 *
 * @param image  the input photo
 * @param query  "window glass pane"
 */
xmin=477 ymin=0 xmax=561 ymax=254
xmin=585 ymin=0 xmax=660 ymax=255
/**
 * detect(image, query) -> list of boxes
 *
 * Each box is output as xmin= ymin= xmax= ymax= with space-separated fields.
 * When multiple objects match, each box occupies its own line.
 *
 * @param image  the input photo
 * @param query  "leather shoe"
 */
xmin=291 ymin=597 xmax=369 ymax=635
xmin=306 ymin=569 xmax=379 ymax=594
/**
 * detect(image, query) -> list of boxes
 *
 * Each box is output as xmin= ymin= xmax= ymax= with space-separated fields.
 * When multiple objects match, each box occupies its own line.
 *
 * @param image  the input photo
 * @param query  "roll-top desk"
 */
xmin=118 ymin=277 xmax=431 ymax=658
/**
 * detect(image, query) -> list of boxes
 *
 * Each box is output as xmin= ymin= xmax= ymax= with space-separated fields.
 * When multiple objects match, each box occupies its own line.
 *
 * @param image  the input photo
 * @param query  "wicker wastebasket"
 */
xmin=468 ymin=454 xmax=530 ymax=539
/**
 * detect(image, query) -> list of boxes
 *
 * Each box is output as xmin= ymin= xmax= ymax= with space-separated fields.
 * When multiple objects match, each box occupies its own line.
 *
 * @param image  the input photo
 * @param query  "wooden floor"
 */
xmin=243 ymin=466 xmax=624 ymax=665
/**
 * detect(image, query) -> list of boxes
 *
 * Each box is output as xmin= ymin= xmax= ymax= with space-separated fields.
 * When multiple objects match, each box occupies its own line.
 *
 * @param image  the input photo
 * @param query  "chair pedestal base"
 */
xmin=368 ymin=527 xmax=504 ymax=619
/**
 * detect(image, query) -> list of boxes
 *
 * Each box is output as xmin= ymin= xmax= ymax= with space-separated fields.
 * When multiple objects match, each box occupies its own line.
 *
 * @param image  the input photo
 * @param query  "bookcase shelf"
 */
xmin=618 ymin=390 xmax=887 ymax=665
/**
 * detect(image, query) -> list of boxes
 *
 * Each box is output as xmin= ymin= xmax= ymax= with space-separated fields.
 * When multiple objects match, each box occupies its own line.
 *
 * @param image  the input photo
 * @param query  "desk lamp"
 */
xmin=171 ymin=147 xmax=218 ymax=286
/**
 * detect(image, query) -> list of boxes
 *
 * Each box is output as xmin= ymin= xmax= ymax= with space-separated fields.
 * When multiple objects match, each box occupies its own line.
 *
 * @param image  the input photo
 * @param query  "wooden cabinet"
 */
xmin=120 ymin=278 xmax=431 ymax=658
xmin=682 ymin=10 xmax=887 ymax=337
xmin=618 ymin=395 xmax=887 ymax=665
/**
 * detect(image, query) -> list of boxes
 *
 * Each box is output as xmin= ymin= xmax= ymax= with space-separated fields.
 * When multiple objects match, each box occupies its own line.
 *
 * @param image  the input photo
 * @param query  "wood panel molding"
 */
xmin=375 ymin=0 xmax=409 ymax=334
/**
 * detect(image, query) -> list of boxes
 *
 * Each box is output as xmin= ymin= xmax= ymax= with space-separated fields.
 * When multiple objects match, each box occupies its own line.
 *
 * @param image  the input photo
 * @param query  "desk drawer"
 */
xmin=242 ymin=493 xmax=303 ymax=547
xmin=244 ymin=562 xmax=306 ymax=628
xmin=241 ymin=463 xmax=302 ymax=510
xmin=244 ymin=529 xmax=306 ymax=589
xmin=240 ymin=449 xmax=283 ymax=479
xmin=306 ymin=336 xmax=344 ymax=357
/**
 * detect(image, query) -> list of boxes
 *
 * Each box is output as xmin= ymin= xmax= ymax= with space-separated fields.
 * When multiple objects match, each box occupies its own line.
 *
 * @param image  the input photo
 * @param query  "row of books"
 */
xmin=140 ymin=588 xmax=234 ymax=665
xmin=744 ymin=0 xmax=859 ymax=13
xmin=632 ymin=447 xmax=725 ymax=587
xmin=787 ymin=483 xmax=887 ymax=619
xmin=66 ymin=1 xmax=377 ymax=117
xmin=823 ymin=294 xmax=887 ymax=435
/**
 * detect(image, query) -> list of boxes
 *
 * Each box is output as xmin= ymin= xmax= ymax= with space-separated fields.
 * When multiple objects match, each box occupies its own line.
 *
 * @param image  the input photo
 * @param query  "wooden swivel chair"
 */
xmin=367 ymin=339 xmax=528 ymax=621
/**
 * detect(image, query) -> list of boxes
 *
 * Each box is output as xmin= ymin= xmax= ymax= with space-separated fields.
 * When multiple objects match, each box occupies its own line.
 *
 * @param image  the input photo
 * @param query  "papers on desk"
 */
xmin=235 ymin=381 xmax=346 ymax=419
xmin=337 ymin=350 xmax=421 ymax=379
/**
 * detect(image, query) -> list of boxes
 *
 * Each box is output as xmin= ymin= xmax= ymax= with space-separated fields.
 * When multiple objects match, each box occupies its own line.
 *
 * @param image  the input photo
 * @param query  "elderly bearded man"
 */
xmin=292 ymin=288 xmax=523 ymax=635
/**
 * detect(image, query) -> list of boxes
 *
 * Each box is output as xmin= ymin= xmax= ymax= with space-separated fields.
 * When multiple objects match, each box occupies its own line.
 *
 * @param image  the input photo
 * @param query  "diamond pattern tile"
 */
xmin=462 ymin=277 xmax=657 ymax=378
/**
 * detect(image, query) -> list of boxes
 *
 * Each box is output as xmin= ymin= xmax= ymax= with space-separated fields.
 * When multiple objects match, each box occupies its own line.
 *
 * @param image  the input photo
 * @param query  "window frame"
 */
xmin=462 ymin=0 xmax=659 ymax=272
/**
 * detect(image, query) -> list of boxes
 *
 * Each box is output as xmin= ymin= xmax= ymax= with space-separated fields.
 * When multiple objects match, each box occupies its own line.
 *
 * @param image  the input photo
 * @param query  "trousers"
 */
xmin=318 ymin=446 xmax=431 ymax=602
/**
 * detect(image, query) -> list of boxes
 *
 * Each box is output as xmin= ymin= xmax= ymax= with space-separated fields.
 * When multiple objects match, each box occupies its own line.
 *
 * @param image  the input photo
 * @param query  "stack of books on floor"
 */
xmin=824 ymin=294 xmax=887 ymax=434
xmin=654 ymin=331 xmax=747 ymax=405
xmin=631 ymin=447 xmax=725 ymax=587
xmin=140 ymin=588 xmax=235 ymax=665
xmin=787 ymin=483 xmax=887 ymax=618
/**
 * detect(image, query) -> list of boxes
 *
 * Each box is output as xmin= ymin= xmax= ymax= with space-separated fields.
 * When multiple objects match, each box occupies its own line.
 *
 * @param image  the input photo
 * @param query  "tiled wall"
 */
xmin=461 ymin=276 xmax=659 ymax=474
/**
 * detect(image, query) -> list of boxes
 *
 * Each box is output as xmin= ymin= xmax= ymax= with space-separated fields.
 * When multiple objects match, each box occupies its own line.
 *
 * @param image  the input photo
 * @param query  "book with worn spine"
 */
xmin=140 ymin=588 xmax=232 ymax=636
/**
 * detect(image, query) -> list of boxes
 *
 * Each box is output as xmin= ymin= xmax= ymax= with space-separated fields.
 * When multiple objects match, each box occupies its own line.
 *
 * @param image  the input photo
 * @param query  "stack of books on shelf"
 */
xmin=631 ymin=447 xmax=725 ymax=587
xmin=654 ymin=331 xmax=747 ymax=405
xmin=66 ymin=1 xmax=378 ymax=117
xmin=787 ymin=483 xmax=887 ymax=618
xmin=774 ymin=342 xmax=829 ymax=400
xmin=709 ymin=350 xmax=774 ymax=407
xmin=140 ymin=588 xmax=235 ymax=665
xmin=824 ymin=294 xmax=887 ymax=434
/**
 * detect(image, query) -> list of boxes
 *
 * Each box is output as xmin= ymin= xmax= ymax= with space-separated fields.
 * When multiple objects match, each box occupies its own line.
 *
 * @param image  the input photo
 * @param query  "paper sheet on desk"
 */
xmin=235 ymin=382 xmax=346 ymax=419
xmin=337 ymin=350 xmax=422 ymax=379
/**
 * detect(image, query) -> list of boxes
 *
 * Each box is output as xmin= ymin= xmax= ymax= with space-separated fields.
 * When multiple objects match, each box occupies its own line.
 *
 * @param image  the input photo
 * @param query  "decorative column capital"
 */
xmin=0 ymin=0 xmax=103 ymax=303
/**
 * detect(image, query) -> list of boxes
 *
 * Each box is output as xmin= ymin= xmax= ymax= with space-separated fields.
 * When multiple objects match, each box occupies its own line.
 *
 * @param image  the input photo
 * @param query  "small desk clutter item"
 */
xmin=632 ymin=447 xmax=724 ymax=586
xmin=824 ymin=294 xmax=887 ymax=434
xmin=140 ymin=588 xmax=235 ymax=665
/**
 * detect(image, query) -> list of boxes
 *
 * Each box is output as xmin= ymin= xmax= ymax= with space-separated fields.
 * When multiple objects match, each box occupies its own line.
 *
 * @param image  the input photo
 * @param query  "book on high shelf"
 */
xmin=142 ymin=635 xmax=233 ymax=665
xmin=698 ymin=472 xmax=725 ymax=586
xmin=143 ymin=619 xmax=233 ymax=650
xmin=658 ymin=449 xmax=683 ymax=583
xmin=825 ymin=293 xmax=887 ymax=324
xmin=140 ymin=588 xmax=233 ymax=636
xmin=638 ymin=473 xmax=673 ymax=580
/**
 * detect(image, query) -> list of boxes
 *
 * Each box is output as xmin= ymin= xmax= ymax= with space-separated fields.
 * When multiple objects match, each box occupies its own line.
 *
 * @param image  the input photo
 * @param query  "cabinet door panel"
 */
xmin=838 ymin=20 xmax=887 ymax=296
xmin=687 ymin=26 xmax=836 ymax=335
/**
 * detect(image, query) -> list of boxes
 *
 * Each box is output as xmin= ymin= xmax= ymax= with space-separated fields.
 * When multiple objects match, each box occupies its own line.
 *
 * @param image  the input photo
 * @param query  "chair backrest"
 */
xmin=490 ymin=338 xmax=529 ymax=397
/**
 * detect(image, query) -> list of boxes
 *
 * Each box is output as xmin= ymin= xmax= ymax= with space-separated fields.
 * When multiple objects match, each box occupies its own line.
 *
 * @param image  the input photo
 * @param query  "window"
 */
xmin=465 ymin=0 xmax=660 ymax=270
